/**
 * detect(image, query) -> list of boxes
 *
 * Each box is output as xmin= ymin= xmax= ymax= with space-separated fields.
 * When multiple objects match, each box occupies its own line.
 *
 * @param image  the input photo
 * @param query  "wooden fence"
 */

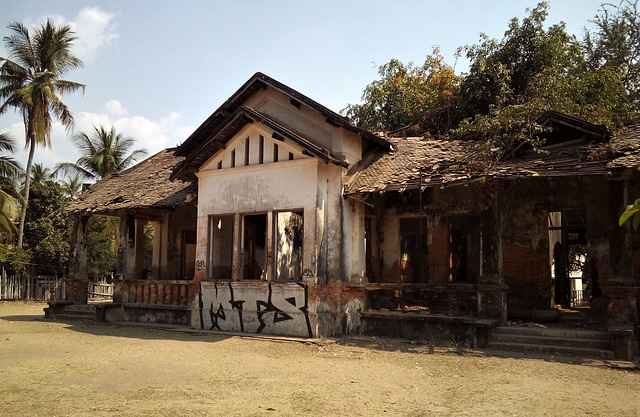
xmin=0 ymin=269 xmax=64 ymax=302
xmin=88 ymin=278 xmax=114 ymax=301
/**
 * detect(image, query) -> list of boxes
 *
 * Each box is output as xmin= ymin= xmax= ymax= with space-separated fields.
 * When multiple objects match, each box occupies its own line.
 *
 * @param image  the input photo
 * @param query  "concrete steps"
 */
xmin=47 ymin=304 xmax=96 ymax=321
xmin=488 ymin=326 xmax=614 ymax=359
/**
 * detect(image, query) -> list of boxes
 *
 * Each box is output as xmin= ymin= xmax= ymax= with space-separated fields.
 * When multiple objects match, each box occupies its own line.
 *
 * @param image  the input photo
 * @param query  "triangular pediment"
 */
xmin=200 ymin=123 xmax=309 ymax=172
xmin=171 ymin=72 xmax=391 ymax=181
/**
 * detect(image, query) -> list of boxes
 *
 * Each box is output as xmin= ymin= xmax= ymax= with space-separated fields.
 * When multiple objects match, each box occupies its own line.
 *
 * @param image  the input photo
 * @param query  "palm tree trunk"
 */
xmin=17 ymin=137 xmax=35 ymax=248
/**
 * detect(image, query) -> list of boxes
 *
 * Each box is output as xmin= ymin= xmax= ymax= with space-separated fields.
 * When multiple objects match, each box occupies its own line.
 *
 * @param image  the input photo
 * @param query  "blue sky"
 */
xmin=0 ymin=0 xmax=611 ymax=171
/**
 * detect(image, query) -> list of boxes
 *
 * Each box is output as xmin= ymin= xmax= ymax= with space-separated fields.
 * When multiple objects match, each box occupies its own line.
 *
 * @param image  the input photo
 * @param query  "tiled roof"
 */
xmin=64 ymin=148 xmax=196 ymax=215
xmin=345 ymin=121 xmax=640 ymax=194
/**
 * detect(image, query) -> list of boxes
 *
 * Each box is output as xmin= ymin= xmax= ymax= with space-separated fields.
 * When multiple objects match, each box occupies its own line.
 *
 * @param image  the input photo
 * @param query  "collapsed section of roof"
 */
xmin=64 ymin=148 xmax=197 ymax=216
xmin=345 ymin=120 xmax=640 ymax=194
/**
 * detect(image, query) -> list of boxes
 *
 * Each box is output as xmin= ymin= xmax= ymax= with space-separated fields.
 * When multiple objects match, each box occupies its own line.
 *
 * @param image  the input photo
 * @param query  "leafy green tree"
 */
xmin=450 ymin=1 xmax=634 ymax=164
xmin=0 ymin=19 xmax=85 ymax=247
xmin=584 ymin=0 xmax=640 ymax=109
xmin=55 ymin=125 xmax=147 ymax=180
xmin=55 ymin=125 xmax=146 ymax=278
xmin=343 ymin=48 xmax=461 ymax=135
xmin=620 ymin=198 xmax=640 ymax=230
xmin=28 ymin=162 xmax=55 ymax=185
xmin=22 ymin=180 xmax=71 ymax=275
xmin=86 ymin=216 xmax=118 ymax=278
xmin=458 ymin=3 xmax=585 ymax=117
xmin=0 ymin=132 xmax=22 ymax=236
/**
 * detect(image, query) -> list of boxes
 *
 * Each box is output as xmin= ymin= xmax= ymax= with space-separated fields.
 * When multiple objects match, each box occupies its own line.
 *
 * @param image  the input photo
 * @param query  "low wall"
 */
xmin=193 ymin=281 xmax=315 ymax=337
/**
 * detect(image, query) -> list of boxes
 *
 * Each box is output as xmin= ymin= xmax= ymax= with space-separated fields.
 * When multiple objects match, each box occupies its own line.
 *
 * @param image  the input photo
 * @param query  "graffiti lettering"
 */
xmin=198 ymin=281 xmax=312 ymax=337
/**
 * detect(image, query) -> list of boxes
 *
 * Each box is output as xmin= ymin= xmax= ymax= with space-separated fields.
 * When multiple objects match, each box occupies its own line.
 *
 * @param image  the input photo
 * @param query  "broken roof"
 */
xmin=172 ymin=72 xmax=391 ymax=181
xmin=171 ymin=106 xmax=349 ymax=181
xmin=345 ymin=120 xmax=640 ymax=194
xmin=64 ymin=148 xmax=196 ymax=216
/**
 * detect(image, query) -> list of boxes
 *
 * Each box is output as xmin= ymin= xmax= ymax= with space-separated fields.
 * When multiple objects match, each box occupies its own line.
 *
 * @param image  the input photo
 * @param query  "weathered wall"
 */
xmin=499 ymin=176 xmax=611 ymax=310
xmin=195 ymin=157 xmax=319 ymax=281
xmin=194 ymin=281 xmax=314 ymax=337
xmin=191 ymin=115 xmax=363 ymax=337
xmin=244 ymin=86 xmax=363 ymax=166
xmin=374 ymin=184 xmax=491 ymax=284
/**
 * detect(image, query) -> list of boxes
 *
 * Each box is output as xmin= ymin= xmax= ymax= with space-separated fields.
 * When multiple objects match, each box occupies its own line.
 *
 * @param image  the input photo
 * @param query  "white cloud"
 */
xmin=104 ymin=99 xmax=128 ymax=117
xmin=3 ymin=102 xmax=194 ymax=175
xmin=25 ymin=7 xmax=118 ymax=64
xmin=69 ymin=7 xmax=118 ymax=63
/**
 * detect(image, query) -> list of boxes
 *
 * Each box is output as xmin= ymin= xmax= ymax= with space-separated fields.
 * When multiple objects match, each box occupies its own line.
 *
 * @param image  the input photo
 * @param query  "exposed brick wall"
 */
xmin=502 ymin=244 xmax=548 ymax=290
xmin=429 ymin=221 xmax=450 ymax=283
xmin=64 ymin=279 xmax=89 ymax=304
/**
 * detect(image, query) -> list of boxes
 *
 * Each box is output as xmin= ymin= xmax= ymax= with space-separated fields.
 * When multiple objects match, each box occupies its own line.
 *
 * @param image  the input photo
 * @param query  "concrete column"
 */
xmin=605 ymin=175 xmax=638 ymax=359
xmin=151 ymin=221 xmax=162 ymax=278
xmin=608 ymin=178 xmax=634 ymax=286
xmin=266 ymin=210 xmax=273 ymax=281
xmin=478 ymin=199 xmax=507 ymax=324
xmin=160 ymin=212 xmax=170 ymax=279
xmin=232 ymin=214 xmax=240 ymax=281
xmin=66 ymin=215 xmax=90 ymax=304
xmin=605 ymin=176 xmax=638 ymax=327
xmin=480 ymin=202 xmax=503 ymax=284
xmin=68 ymin=215 xmax=90 ymax=280
xmin=134 ymin=219 xmax=146 ymax=279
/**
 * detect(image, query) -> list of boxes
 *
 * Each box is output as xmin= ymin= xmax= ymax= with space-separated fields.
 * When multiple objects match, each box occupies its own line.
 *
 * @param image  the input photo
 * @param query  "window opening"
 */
xmin=243 ymin=214 xmax=267 ymax=280
xmin=399 ymin=218 xmax=428 ymax=283
xmin=273 ymin=144 xmax=279 ymax=162
xmin=449 ymin=217 xmax=480 ymax=282
xmin=259 ymin=135 xmax=264 ymax=164
xmin=230 ymin=149 xmax=236 ymax=168
xmin=217 ymin=160 xmax=222 ymax=169
xmin=275 ymin=211 xmax=303 ymax=280
xmin=289 ymin=152 xmax=294 ymax=161
xmin=209 ymin=215 xmax=234 ymax=280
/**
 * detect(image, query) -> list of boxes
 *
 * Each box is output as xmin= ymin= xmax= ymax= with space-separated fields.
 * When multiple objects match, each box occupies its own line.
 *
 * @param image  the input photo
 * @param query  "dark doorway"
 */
xmin=449 ymin=217 xmax=480 ymax=282
xmin=243 ymin=214 xmax=267 ymax=280
xmin=548 ymin=210 xmax=591 ymax=309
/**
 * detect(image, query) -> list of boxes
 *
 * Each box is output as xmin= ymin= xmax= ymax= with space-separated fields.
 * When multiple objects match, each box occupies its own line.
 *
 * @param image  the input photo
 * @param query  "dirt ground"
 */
xmin=0 ymin=302 xmax=638 ymax=417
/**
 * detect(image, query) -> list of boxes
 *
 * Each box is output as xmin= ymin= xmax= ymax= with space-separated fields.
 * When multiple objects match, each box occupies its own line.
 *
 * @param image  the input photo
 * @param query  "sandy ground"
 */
xmin=0 ymin=301 xmax=638 ymax=417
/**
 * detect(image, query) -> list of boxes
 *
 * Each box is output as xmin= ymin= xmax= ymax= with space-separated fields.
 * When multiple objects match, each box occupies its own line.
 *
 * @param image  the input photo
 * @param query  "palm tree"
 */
xmin=55 ymin=125 xmax=147 ymax=180
xmin=28 ymin=162 xmax=55 ymax=185
xmin=0 ymin=19 xmax=85 ymax=247
xmin=59 ymin=175 xmax=83 ymax=199
xmin=0 ymin=133 xmax=23 ymax=235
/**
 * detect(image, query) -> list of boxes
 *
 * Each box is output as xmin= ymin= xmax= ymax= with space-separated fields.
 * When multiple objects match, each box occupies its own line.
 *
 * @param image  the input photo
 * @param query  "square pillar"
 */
xmin=606 ymin=176 xmax=638 ymax=327
xmin=151 ymin=221 xmax=162 ymax=278
xmin=66 ymin=215 xmax=90 ymax=304
xmin=478 ymin=200 xmax=507 ymax=324
xmin=134 ymin=219 xmax=146 ymax=279
xmin=68 ymin=215 xmax=89 ymax=281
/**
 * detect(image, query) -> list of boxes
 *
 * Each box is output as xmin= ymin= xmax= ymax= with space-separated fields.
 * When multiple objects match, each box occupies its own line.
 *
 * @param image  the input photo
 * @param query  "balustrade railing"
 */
xmin=114 ymin=280 xmax=191 ymax=306
xmin=570 ymin=289 xmax=591 ymax=307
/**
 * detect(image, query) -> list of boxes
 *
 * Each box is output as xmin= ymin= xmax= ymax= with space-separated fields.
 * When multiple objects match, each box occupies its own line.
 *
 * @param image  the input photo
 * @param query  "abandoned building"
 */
xmin=51 ymin=73 xmax=639 ymax=360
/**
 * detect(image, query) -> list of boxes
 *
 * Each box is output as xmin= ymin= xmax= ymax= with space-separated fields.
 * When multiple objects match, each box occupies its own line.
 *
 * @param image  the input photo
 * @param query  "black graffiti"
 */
xmin=198 ymin=281 xmax=312 ymax=337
